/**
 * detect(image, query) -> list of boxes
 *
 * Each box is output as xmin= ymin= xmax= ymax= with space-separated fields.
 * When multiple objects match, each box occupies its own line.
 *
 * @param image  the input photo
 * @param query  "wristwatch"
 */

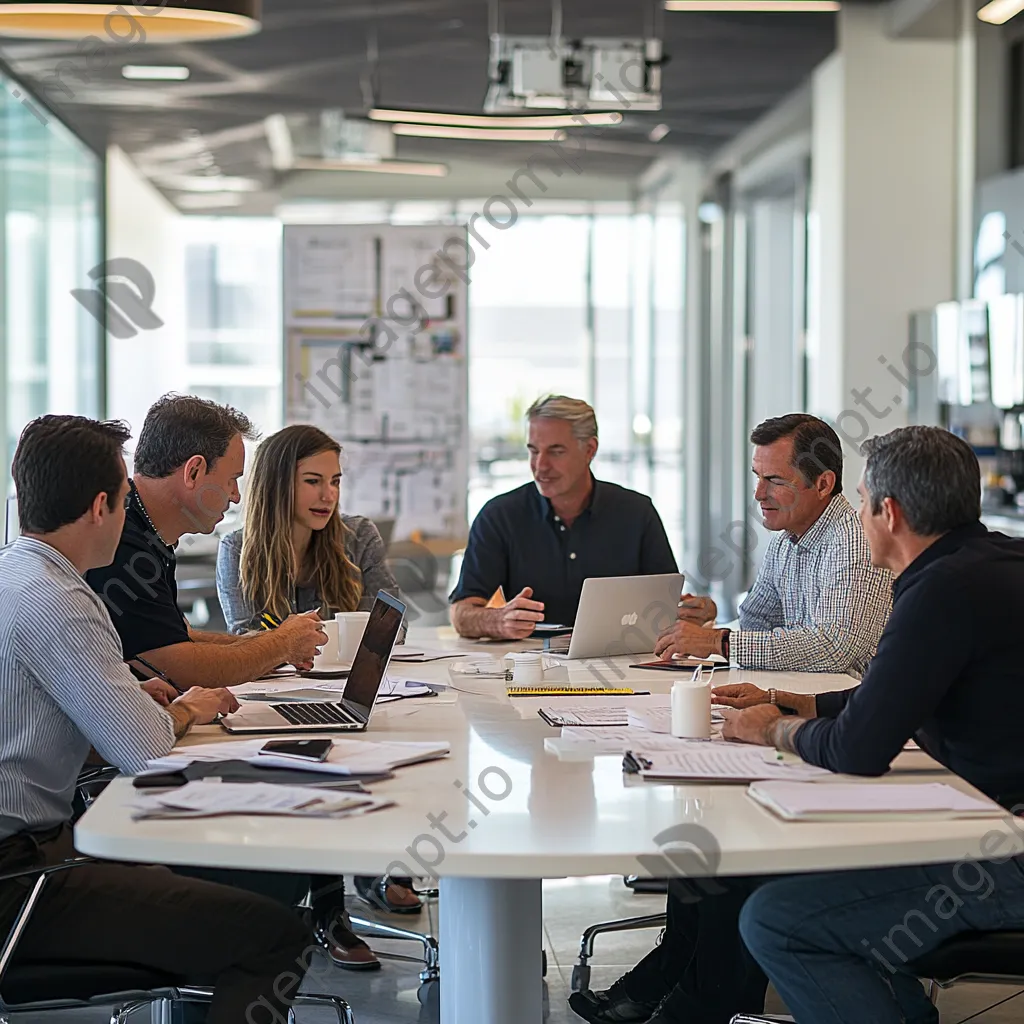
xmin=719 ymin=628 xmax=731 ymax=661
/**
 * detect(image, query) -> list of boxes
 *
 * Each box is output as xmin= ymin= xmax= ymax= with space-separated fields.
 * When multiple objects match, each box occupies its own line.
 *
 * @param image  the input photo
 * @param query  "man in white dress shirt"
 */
xmin=0 ymin=415 xmax=307 ymax=1024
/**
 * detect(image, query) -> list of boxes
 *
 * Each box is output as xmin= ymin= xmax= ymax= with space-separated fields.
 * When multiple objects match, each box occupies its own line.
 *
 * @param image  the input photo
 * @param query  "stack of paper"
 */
xmin=146 ymin=738 xmax=450 ymax=776
xmin=627 ymin=706 xmax=726 ymax=732
xmin=131 ymin=781 xmax=393 ymax=820
xmin=547 ymin=727 xmax=706 ymax=757
xmin=629 ymin=747 xmax=831 ymax=783
xmin=748 ymin=781 xmax=1003 ymax=821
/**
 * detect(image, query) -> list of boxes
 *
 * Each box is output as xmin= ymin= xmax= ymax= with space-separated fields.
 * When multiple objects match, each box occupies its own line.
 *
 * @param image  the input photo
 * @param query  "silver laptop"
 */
xmin=221 ymin=591 xmax=406 ymax=734
xmin=547 ymin=574 xmax=685 ymax=660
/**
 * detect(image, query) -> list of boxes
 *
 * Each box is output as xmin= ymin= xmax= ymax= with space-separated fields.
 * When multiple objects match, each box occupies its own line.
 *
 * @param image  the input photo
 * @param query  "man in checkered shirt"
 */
xmin=654 ymin=413 xmax=892 ymax=679
xmin=570 ymin=414 xmax=893 ymax=1024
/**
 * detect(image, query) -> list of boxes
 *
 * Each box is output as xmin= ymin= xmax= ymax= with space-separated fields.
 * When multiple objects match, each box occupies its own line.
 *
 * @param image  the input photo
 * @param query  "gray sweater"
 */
xmin=216 ymin=515 xmax=403 ymax=635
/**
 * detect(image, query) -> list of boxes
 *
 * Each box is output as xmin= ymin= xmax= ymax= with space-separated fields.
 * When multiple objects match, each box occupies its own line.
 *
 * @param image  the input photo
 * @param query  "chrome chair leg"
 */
xmin=349 ymin=913 xmax=440 ymax=983
xmin=110 ymin=998 xmax=158 ymax=1023
xmin=572 ymin=913 xmax=667 ymax=992
xmin=288 ymin=993 xmax=356 ymax=1023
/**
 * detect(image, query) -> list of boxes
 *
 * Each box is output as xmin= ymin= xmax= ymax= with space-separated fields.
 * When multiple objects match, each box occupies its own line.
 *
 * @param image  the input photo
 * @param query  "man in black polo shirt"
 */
xmin=450 ymin=395 xmax=679 ymax=640
xmin=86 ymin=394 xmax=325 ymax=686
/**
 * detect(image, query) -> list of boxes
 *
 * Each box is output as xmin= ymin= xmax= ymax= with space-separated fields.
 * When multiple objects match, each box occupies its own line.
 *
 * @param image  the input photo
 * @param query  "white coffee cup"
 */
xmin=313 ymin=618 xmax=340 ymax=667
xmin=335 ymin=611 xmax=371 ymax=664
xmin=671 ymin=678 xmax=712 ymax=739
xmin=505 ymin=652 xmax=543 ymax=685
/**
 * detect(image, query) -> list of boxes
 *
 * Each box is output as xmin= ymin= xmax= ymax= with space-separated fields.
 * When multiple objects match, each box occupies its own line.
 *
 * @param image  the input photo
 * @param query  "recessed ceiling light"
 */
xmin=649 ymin=123 xmax=671 ymax=142
xmin=0 ymin=3 xmax=260 ymax=41
xmin=665 ymin=0 xmax=839 ymax=9
xmin=122 ymin=65 xmax=191 ymax=81
xmin=291 ymin=159 xmax=449 ymax=178
xmin=369 ymin=108 xmax=623 ymax=129
xmin=391 ymin=124 xmax=567 ymax=142
xmin=977 ymin=0 xmax=1024 ymax=23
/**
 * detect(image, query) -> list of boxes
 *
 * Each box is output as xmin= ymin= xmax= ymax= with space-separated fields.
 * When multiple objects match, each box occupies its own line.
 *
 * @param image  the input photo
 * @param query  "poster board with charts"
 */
xmin=283 ymin=225 xmax=469 ymax=540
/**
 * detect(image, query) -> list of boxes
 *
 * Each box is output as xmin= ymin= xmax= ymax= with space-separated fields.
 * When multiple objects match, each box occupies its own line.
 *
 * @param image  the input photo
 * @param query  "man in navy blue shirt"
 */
xmin=450 ymin=395 xmax=679 ymax=639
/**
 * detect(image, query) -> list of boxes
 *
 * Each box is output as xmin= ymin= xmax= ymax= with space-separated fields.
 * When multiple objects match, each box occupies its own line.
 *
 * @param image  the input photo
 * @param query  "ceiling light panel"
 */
xmin=369 ymin=108 xmax=623 ymax=129
xmin=0 ymin=2 xmax=260 ymax=41
xmin=665 ymin=0 xmax=838 ymax=9
xmin=391 ymin=124 xmax=567 ymax=142
xmin=122 ymin=65 xmax=191 ymax=80
xmin=977 ymin=0 xmax=1024 ymax=23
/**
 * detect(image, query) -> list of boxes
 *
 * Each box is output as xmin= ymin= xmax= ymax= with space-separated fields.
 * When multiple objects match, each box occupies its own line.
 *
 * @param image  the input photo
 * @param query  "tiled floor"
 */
xmin=17 ymin=876 xmax=1024 ymax=1021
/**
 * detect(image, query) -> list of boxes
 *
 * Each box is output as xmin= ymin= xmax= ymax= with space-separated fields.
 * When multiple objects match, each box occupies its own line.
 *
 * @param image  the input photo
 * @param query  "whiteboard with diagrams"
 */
xmin=283 ymin=225 xmax=469 ymax=540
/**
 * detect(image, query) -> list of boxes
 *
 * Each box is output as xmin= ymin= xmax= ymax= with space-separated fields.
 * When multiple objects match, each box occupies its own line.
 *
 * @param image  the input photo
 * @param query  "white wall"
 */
xmin=809 ymin=5 xmax=958 ymax=492
xmin=106 ymin=145 xmax=187 ymax=458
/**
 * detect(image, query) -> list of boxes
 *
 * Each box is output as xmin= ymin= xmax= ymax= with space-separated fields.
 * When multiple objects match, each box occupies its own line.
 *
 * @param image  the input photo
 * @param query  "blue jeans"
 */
xmin=739 ymin=855 xmax=1024 ymax=1024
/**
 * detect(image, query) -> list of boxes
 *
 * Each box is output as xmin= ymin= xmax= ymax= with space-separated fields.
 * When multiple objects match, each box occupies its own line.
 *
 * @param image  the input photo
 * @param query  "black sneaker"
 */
xmin=568 ymin=978 xmax=660 ymax=1024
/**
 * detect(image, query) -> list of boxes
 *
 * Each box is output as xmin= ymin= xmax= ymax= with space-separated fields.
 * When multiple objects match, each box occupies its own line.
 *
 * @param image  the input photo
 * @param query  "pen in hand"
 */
xmin=131 ymin=655 xmax=187 ymax=697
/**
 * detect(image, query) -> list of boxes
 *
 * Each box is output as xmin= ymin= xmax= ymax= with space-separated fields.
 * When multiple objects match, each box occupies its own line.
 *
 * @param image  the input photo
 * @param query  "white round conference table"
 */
xmin=75 ymin=628 xmax=1023 ymax=1024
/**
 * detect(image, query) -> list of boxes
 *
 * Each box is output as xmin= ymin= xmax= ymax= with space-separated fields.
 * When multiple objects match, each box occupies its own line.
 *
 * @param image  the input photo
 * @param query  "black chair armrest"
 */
xmin=0 ymin=858 xmax=95 ymax=982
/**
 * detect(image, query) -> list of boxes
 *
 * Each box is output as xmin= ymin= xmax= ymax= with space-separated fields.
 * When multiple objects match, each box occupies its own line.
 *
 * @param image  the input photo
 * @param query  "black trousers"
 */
xmin=0 ymin=825 xmax=311 ymax=1024
xmin=622 ymin=876 xmax=769 ymax=1023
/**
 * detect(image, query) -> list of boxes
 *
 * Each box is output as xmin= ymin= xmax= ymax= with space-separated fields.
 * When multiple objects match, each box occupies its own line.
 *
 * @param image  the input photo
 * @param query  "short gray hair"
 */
xmin=861 ymin=426 xmax=980 ymax=536
xmin=526 ymin=395 xmax=598 ymax=443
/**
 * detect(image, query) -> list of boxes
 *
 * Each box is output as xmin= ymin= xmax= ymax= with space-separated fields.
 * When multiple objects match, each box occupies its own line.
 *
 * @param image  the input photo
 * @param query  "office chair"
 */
xmin=730 ymin=929 xmax=1024 ymax=1023
xmin=571 ymin=877 xmax=668 ymax=992
xmin=0 ymin=859 xmax=356 ymax=1024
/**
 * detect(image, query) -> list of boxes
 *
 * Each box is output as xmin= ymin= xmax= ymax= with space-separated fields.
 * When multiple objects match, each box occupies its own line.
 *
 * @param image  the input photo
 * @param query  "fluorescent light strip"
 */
xmin=665 ymin=0 xmax=839 ymax=10
xmin=122 ymin=65 xmax=191 ymax=81
xmin=977 ymin=0 xmax=1024 ymax=24
xmin=369 ymin=108 xmax=622 ymax=129
xmin=392 ymin=123 xmax=567 ymax=142
xmin=291 ymin=159 xmax=449 ymax=178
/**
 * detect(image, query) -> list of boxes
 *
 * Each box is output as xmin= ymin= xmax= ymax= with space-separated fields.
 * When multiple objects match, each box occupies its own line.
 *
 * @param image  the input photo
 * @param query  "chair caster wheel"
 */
xmin=417 ymin=979 xmax=439 ymax=1024
xmin=571 ymin=964 xmax=590 ymax=992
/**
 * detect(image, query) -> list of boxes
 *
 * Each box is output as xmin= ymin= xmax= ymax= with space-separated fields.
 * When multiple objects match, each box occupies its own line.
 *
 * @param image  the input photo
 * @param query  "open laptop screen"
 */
xmin=340 ymin=591 xmax=407 ymax=723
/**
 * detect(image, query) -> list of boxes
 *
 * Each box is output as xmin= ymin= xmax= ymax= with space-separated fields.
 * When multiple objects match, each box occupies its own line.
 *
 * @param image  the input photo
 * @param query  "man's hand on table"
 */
xmin=677 ymin=593 xmax=717 ymax=625
xmin=140 ymin=679 xmax=178 ymax=706
xmin=493 ymin=587 xmax=545 ymax=640
xmin=174 ymin=687 xmax=239 ymax=724
xmin=720 ymin=704 xmax=783 ymax=745
xmin=655 ymin=621 xmax=726 ymax=660
xmin=712 ymin=683 xmax=770 ymax=709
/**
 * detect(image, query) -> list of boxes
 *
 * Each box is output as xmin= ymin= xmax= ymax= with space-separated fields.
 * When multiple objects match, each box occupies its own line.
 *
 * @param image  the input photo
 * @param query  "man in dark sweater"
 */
xmin=720 ymin=425 xmax=1024 ymax=1024
xmin=578 ymin=426 xmax=1024 ymax=1024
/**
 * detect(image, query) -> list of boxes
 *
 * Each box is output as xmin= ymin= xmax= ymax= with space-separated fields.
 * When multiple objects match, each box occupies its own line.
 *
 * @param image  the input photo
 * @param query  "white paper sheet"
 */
xmin=131 ymin=781 xmax=392 ymax=820
xmin=634 ymin=747 xmax=830 ymax=782
xmin=748 ymin=781 xmax=1002 ymax=819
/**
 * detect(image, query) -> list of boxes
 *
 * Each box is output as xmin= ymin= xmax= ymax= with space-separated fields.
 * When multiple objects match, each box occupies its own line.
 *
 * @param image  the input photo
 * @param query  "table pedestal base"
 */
xmin=439 ymin=877 xmax=543 ymax=1024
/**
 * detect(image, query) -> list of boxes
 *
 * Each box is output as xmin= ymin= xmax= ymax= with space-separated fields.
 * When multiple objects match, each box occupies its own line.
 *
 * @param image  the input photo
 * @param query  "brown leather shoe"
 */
xmin=355 ymin=875 xmax=424 ymax=914
xmin=322 ymin=912 xmax=381 ymax=971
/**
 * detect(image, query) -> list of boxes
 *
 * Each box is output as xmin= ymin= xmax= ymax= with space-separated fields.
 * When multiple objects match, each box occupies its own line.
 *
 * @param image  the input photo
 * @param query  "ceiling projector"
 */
xmin=484 ymin=36 xmax=664 ymax=113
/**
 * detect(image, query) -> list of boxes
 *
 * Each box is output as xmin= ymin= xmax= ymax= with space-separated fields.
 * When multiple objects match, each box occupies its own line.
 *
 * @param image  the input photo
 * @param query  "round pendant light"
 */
xmin=0 ymin=2 xmax=260 ymax=41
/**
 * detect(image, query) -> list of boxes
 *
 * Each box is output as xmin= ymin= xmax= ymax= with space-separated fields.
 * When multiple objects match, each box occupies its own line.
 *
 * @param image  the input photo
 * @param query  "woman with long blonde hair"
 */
xmin=216 ymin=424 xmax=420 ymax=967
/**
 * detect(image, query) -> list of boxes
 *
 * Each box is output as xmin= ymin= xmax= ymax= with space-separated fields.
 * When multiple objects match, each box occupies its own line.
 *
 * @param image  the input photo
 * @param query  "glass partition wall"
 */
xmin=0 ymin=72 xmax=103 ymax=478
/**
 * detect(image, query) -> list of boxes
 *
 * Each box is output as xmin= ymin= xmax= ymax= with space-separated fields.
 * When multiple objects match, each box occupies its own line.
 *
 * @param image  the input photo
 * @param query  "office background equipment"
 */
xmin=283 ymin=225 xmax=469 ymax=543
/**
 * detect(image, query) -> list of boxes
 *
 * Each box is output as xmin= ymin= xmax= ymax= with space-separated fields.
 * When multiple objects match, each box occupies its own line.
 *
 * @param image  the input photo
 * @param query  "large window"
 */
xmin=468 ymin=210 xmax=685 ymax=559
xmin=184 ymin=218 xmax=283 ymax=433
xmin=0 ymin=73 xmax=102 ymax=474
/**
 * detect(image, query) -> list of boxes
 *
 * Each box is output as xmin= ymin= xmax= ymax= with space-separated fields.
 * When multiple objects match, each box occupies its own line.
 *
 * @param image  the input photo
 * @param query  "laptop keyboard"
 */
xmin=273 ymin=702 xmax=359 ymax=727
